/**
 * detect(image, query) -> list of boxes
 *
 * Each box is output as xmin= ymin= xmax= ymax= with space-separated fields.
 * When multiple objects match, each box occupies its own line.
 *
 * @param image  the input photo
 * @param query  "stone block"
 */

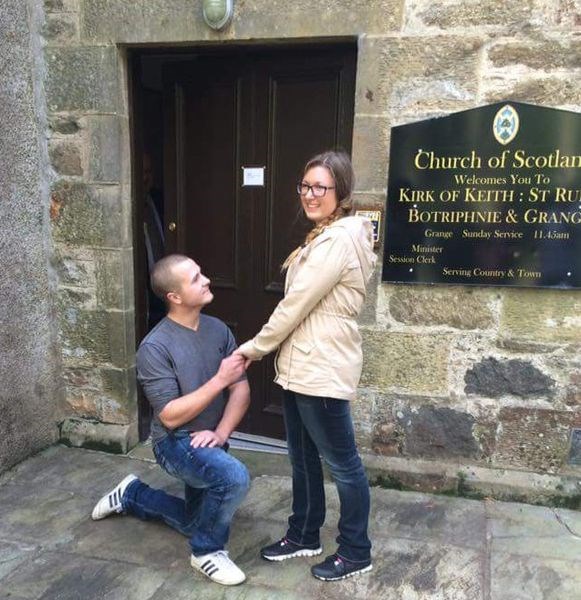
xmin=42 ymin=12 xmax=79 ymax=44
xmin=372 ymin=420 xmax=403 ymax=456
xmin=397 ymin=405 xmax=481 ymax=459
xmin=81 ymin=0 xmax=403 ymax=43
xmin=44 ymin=0 xmax=79 ymax=12
xmin=81 ymin=0 xmax=207 ymax=42
xmin=569 ymin=428 xmax=581 ymax=465
xmin=487 ymin=38 xmax=581 ymax=70
xmin=64 ymin=387 xmax=101 ymax=419
xmin=50 ymin=181 xmax=102 ymax=246
xmin=87 ymin=115 xmax=122 ymax=183
xmin=51 ymin=182 xmax=130 ymax=248
xmin=45 ymin=46 xmax=119 ymax=112
xmin=494 ymin=408 xmax=580 ymax=472
xmin=352 ymin=116 xmax=390 ymax=191
xmin=371 ymin=392 xmax=402 ymax=456
xmin=49 ymin=115 xmax=81 ymax=135
xmin=484 ymin=74 xmax=581 ymax=109
xmin=465 ymin=357 xmax=555 ymax=399
xmin=62 ymin=367 xmax=136 ymax=425
xmin=101 ymin=366 xmax=138 ymax=423
xmin=565 ymin=371 xmax=581 ymax=407
xmin=95 ymin=248 xmax=134 ymax=311
xmin=361 ymin=331 xmax=452 ymax=394
xmin=98 ymin=185 xmax=132 ymax=248
xmin=234 ymin=0 xmax=404 ymax=38
xmin=107 ymin=310 xmax=136 ymax=369
xmin=62 ymin=367 xmax=102 ymax=389
xmin=356 ymin=36 xmax=480 ymax=116
xmin=48 ymin=140 xmax=82 ymax=176
xmin=59 ymin=417 xmax=138 ymax=453
xmin=358 ymin=265 xmax=379 ymax=327
xmin=59 ymin=305 xmax=134 ymax=369
xmin=390 ymin=286 xmax=495 ymax=329
xmin=58 ymin=285 xmax=96 ymax=310
xmin=500 ymin=289 xmax=581 ymax=343
xmin=59 ymin=308 xmax=111 ymax=366
xmin=54 ymin=245 xmax=96 ymax=289
xmin=408 ymin=0 xmax=534 ymax=29
xmin=352 ymin=192 xmax=386 ymax=212
xmin=553 ymin=2 xmax=581 ymax=27
xmin=351 ymin=388 xmax=377 ymax=451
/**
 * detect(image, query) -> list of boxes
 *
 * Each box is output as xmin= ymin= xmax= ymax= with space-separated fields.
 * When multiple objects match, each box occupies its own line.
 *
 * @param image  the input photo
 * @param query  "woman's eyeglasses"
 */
xmin=297 ymin=183 xmax=335 ymax=198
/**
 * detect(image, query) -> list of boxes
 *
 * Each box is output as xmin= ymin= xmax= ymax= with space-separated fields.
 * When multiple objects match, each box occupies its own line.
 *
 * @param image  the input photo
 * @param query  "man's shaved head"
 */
xmin=151 ymin=254 xmax=191 ymax=302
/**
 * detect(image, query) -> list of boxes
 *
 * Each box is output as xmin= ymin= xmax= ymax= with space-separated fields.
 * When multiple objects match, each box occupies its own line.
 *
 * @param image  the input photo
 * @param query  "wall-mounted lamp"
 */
xmin=203 ymin=0 xmax=234 ymax=31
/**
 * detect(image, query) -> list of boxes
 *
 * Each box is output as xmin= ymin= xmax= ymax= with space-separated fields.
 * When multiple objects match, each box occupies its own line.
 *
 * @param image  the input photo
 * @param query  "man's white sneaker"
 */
xmin=190 ymin=550 xmax=246 ymax=586
xmin=91 ymin=474 xmax=138 ymax=520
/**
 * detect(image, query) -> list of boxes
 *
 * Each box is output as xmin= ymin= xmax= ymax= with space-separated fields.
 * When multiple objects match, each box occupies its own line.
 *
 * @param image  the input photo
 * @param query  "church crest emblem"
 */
xmin=493 ymin=104 xmax=519 ymax=145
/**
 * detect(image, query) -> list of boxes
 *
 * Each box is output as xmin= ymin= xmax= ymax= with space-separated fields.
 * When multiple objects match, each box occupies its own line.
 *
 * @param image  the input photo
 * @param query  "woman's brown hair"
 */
xmin=282 ymin=150 xmax=354 ymax=270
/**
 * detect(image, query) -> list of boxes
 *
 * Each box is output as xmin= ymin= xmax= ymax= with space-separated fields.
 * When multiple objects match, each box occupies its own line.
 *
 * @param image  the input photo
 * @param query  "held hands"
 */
xmin=190 ymin=430 xmax=225 ymax=448
xmin=215 ymin=353 xmax=248 ymax=388
xmin=233 ymin=348 xmax=253 ymax=370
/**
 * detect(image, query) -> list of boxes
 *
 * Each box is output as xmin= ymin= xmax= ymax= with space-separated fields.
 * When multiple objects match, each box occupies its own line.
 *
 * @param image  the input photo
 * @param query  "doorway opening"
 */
xmin=130 ymin=41 xmax=357 ymax=442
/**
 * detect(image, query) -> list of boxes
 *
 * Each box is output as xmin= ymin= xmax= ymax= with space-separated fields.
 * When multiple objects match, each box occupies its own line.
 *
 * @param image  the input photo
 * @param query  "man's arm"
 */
xmin=190 ymin=379 xmax=251 ymax=448
xmin=158 ymin=353 xmax=247 ymax=430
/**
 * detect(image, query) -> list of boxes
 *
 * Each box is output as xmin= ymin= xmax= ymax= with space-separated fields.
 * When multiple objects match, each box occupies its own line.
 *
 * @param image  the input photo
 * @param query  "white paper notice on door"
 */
xmin=242 ymin=167 xmax=265 ymax=187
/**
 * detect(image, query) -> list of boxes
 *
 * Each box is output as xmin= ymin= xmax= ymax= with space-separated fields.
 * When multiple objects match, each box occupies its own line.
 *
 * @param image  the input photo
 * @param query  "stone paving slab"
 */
xmin=490 ymin=553 xmax=581 ymax=600
xmin=486 ymin=499 xmax=581 ymax=561
xmin=1 ymin=446 xmax=580 ymax=600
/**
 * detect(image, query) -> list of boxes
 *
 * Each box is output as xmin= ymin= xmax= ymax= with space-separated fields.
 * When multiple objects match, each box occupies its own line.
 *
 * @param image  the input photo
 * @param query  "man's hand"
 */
xmin=190 ymin=430 xmax=226 ymax=448
xmin=214 ymin=353 xmax=247 ymax=388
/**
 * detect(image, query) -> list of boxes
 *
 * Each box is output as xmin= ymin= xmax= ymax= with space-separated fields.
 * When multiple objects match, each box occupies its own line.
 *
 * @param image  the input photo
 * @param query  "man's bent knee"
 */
xmin=225 ymin=460 xmax=251 ymax=496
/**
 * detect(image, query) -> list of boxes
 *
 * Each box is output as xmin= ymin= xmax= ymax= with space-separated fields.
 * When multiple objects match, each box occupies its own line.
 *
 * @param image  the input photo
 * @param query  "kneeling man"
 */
xmin=92 ymin=254 xmax=251 ymax=586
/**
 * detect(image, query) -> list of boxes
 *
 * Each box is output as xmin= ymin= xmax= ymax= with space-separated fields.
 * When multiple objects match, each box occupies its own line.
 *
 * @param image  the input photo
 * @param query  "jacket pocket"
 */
xmin=291 ymin=338 xmax=315 ymax=354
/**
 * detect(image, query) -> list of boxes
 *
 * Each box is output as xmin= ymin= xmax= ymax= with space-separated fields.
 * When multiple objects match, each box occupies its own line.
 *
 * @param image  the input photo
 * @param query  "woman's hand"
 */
xmin=233 ymin=348 xmax=253 ymax=369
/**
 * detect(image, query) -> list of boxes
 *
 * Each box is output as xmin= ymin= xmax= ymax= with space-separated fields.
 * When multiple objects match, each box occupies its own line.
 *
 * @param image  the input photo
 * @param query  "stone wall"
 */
xmin=45 ymin=0 xmax=137 ymax=452
xmin=0 ymin=1 xmax=63 ymax=472
xmin=43 ymin=0 xmax=581 ymax=497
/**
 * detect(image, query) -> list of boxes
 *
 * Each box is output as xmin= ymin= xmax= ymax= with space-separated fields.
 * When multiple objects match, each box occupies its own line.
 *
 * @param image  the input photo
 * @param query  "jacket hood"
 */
xmin=330 ymin=216 xmax=377 ymax=283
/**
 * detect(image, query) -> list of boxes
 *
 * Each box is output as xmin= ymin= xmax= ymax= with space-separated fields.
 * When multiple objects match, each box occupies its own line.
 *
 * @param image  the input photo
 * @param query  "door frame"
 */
xmin=129 ymin=38 xmax=358 ymax=441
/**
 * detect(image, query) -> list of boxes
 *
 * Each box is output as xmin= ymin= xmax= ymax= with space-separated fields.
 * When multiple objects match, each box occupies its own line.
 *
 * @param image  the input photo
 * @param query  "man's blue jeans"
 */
xmin=283 ymin=390 xmax=372 ymax=563
xmin=122 ymin=432 xmax=250 ymax=556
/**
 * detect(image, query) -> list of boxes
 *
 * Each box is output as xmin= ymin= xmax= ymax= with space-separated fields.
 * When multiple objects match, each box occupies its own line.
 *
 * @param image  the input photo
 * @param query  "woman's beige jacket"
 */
xmin=238 ymin=216 xmax=376 ymax=401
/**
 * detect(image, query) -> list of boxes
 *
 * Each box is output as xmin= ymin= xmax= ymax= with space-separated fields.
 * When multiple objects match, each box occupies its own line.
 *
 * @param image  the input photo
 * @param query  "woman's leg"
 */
xmin=283 ymin=390 xmax=326 ymax=547
xmin=294 ymin=393 xmax=371 ymax=563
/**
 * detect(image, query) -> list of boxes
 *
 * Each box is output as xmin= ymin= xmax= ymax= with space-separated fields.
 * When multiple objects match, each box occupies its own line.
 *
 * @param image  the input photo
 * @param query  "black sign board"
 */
xmin=382 ymin=102 xmax=581 ymax=288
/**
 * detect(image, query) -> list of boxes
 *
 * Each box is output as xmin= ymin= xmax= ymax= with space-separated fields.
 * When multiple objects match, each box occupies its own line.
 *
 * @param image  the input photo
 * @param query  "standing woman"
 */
xmin=236 ymin=150 xmax=376 ymax=582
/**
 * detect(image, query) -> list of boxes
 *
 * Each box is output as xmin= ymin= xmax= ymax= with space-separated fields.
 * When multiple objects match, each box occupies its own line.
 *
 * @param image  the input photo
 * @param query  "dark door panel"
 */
xmin=163 ymin=44 xmax=356 ymax=439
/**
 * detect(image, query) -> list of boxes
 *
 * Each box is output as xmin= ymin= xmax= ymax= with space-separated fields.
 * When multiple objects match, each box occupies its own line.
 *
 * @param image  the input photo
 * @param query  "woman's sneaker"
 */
xmin=190 ymin=550 xmax=245 ymax=586
xmin=311 ymin=553 xmax=372 ymax=581
xmin=261 ymin=537 xmax=322 ymax=561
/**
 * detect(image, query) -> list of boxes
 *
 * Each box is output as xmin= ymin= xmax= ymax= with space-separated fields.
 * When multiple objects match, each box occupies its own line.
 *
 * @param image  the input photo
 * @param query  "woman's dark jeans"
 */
xmin=283 ymin=390 xmax=371 ymax=563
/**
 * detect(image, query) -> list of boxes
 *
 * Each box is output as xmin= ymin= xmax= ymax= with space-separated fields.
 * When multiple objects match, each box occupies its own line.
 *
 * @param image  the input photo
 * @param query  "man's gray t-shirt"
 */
xmin=136 ymin=315 xmax=239 ymax=442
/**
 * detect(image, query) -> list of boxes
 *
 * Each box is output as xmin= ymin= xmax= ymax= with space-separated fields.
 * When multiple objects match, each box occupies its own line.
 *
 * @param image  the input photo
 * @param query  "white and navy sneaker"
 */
xmin=261 ymin=536 xmax=322 ymax=561
xmin=91 ymin=474 xmax=138 ymax=520
xmin=311 ymin=553 xmax=372 ymax=581
xmin=190 ymin=550 xmax=246 ymax=586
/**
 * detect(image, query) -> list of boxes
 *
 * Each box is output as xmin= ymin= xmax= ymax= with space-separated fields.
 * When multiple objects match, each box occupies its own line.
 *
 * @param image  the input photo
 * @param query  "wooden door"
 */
xmin=163 ymin=44 xmax=356 ymax=439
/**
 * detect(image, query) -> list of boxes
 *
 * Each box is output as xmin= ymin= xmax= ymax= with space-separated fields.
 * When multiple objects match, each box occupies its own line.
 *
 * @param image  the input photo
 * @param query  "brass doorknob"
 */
xmin=168 ymin=222 xmax=176 ymax=232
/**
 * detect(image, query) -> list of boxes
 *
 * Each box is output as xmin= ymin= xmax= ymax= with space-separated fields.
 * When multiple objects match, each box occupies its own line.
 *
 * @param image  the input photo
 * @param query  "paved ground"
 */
xmin=0 ymin=445 xmax=580 ymax=600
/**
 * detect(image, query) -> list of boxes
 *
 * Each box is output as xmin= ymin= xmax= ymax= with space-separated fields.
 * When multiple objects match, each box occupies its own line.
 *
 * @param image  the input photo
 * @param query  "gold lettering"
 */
xmin=414 ymin=149 xmax=482 ymax=170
